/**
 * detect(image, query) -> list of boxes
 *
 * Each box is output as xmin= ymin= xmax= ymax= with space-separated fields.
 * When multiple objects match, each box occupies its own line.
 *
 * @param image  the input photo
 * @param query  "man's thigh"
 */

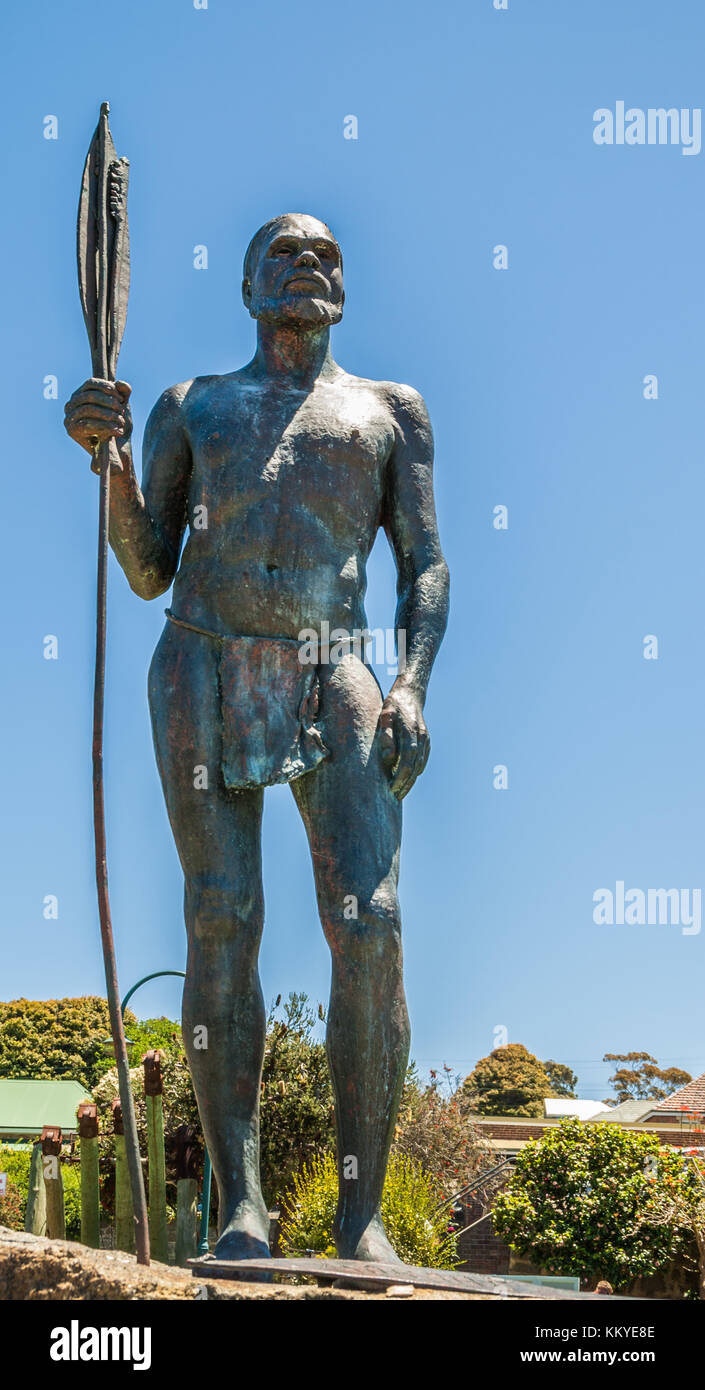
xmin=291 ymin=654 xmax=402 ymax=909
xmin=148 ymin=621 xmax=264 ymax=882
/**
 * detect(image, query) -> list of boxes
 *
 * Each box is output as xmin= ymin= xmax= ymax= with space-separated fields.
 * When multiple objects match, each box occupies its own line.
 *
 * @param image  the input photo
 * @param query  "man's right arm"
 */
xmin=64 ymin=378 xmax=192 ymax=599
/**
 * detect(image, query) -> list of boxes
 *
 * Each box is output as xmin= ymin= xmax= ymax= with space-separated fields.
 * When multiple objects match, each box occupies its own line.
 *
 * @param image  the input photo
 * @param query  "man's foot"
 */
xmin=337 ymin=1213 xmax=404 ymax=1265
xmin=213 ymin=1201 xmax=271 ymax=1264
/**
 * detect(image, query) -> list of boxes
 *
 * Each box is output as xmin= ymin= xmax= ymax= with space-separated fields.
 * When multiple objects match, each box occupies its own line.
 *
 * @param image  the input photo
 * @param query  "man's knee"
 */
xmin=321 ymin=884 xmax=402 ymax=961
xmin=185 ymin=876 xmax=263 ymax=945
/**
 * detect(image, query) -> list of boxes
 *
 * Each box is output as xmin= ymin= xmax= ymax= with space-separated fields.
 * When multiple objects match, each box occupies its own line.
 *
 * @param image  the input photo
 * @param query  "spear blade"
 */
xmin=77 ymin=102 xmax=131 ymax=379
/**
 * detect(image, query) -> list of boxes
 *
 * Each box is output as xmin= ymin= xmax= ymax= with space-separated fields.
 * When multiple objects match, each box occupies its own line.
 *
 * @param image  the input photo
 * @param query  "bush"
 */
xmin=0 ymin=1144 xmax=81 ymax=1238
xmin=260 ymin=994 xmax=335 ymax=1208
xmin=280 ymin=1151 xmax=458 ymax=1268
xmin=0 ymin=1177 xmax=24 ymax=1230
xmin=492 ymin=1118 xmax=686 ymax=1288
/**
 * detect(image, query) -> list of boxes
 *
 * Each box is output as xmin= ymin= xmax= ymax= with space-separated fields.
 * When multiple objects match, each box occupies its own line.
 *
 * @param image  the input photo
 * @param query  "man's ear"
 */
xmin=242 ymin=277 xmax=251 ymax=305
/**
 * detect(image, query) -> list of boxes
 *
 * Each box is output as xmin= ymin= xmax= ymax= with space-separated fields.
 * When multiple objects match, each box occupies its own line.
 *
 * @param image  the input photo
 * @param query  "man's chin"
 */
xmin=254 ymin=298 xmax=342 ymax=329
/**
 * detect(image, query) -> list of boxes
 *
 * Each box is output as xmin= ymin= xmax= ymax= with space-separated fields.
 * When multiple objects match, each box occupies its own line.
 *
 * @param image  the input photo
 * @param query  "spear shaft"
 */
xmin=79 ymin=103 xmax=149 ymax=1265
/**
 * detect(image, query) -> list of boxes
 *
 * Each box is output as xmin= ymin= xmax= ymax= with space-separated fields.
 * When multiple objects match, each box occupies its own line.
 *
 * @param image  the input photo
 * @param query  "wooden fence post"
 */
xmin=174 ymin=1124 xmax=199 ymax=1266
xmin=77 ymin=1101 xmax=100 ymax=1248
xmin=113 ymin=1100 xmax=134 ymax=1253
xmin=41 ymin=1125 xmax=65 ymax=1239
xmin=143 ymin=1051 xmax=168 ymax=1263
xmin=24 ymin=1139 xmax=46 ymax=1235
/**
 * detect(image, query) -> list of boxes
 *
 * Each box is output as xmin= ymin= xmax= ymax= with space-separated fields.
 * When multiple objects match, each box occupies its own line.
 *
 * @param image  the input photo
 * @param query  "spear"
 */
xmin=77 ymin=102 xmax=150 ymax=1265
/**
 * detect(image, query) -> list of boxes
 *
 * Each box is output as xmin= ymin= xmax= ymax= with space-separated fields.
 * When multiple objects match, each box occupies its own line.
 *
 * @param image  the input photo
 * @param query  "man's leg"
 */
xmin=291 ymin=653 xmax=409 ymax=1261
xmin=149 ymin=622 xmax=270 ymax=1259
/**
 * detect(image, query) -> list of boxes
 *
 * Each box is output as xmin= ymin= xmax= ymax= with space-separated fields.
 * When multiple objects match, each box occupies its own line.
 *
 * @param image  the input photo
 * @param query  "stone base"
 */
xmin=0 ymin=1227 xmax=530 ymax=1300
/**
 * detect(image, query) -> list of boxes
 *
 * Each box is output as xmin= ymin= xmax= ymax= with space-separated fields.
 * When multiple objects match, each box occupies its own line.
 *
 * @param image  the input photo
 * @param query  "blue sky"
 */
xmin=2 ymin=0 xmax=705 ymax=1102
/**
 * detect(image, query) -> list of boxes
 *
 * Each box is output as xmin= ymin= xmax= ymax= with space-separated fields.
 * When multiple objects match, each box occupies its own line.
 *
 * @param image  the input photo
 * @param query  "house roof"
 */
xmin=0 ymin=1079 xmax=91 ymax=1137
xmin=651 ymin=1072 xmax=705 ymax=1115
xmin=585 ymin=1099 xmax=654 ymax=1124
xmin=543 ymin=1098 xmax=610 ymax=1120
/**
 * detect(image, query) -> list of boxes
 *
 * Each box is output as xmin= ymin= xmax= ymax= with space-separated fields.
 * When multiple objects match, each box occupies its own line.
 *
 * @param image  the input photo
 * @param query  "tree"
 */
xmin=644 ymin=1152 xmax=705 ymax=1299
xmin=0 ymin=998 xmax=138 ymax=1089
xmin=603 ymin=1052 xmax=692 ymax=1104
xmin=393 ymin=1064 xmax=491 ymax=1200
xmin=544 ymin=1061 xmax=578 ymax=1098
xmin=492 ymin=1118 xmax=687 ymax=1288
xmin=463 ymin=1044 xmax=552 ymax=1118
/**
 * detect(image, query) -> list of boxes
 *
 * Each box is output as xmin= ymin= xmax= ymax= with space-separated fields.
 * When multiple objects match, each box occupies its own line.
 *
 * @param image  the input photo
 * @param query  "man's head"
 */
xmin=242 ymin=214 xmax=344 ymax=329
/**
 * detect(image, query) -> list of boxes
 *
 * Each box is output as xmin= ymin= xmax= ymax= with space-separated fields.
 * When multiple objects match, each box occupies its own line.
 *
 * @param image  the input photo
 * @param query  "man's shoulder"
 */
xmin=342 ymin=373 xmax=430 ymax=428
xmin=148 ymin=372 xmax=234 ymax=423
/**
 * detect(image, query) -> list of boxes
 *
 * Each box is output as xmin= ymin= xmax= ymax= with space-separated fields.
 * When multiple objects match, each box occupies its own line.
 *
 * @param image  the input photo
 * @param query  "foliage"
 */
xmin=603 ymin=1052 xmax=692 ymax=1104
xmin=126 ymin=1017 xmax=185 ymax=1065
xmin=492 ymin=1118 xmax=688 ymax=1288
xmin=463 ymin=1044 xmax=553 ymax=1118
xmin=0 ymin=998 xmax=138 ymax=1089
xmin=0 ymin=1144 xmax=81 ymax=1238
xmin=260 ymin=994 xmax=335 ymax=1208
xmin=643 ymin=1152 xmax=705 ymax=1298
xmin=0 ymin=1177 xmax=24 ymax=1229
xmin=393 ymin=1064 xmax=492 ymax=1199
xmin=280 ymin=1150 xmax=458 ymax=1268
xmin=544 ymin=1061 xmax=578 ymax=1098
xmin=61 ymin=1162 xmax=82 ymax=1239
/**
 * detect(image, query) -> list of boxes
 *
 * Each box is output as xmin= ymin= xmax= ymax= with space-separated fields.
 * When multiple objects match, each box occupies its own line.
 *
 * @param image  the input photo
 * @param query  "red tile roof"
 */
xmin=652 ymin=1072 xmax=705 ymax=1114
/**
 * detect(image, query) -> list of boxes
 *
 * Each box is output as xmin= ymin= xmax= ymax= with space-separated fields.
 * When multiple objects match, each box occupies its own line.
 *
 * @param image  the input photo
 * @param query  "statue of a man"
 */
xmin=64 ymin=214 xmax=449 ymax=1264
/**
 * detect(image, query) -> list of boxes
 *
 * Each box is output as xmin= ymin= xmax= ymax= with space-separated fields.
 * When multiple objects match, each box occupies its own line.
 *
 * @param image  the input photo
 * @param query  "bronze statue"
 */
xmin=65 ymin=212 xmax=449 ymax=1264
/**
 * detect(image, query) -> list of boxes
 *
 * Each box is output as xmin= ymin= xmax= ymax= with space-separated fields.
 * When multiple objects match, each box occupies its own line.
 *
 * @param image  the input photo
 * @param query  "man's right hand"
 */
xmin=64 ymin=378 xmax=133 ymax=467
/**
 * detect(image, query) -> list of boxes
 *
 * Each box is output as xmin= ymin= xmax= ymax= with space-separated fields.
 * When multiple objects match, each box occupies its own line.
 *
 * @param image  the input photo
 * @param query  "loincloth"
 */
xmin=165 ymin=609 xmax=329 ymax=790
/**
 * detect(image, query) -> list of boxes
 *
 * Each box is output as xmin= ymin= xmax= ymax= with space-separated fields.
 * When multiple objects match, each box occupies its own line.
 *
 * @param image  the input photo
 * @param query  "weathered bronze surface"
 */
xmin=65 ymin=210 xmax=449 ymax=1263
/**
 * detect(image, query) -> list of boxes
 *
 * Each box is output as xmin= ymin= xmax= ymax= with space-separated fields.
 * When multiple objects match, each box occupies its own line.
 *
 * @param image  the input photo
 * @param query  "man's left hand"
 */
xmin=378 ymin=686 xmax=430 ymax=800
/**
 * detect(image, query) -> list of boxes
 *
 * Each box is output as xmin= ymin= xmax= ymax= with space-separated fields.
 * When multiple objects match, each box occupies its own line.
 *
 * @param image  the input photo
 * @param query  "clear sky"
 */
xmin=2 ymin=0 xmax=705 ymax=1102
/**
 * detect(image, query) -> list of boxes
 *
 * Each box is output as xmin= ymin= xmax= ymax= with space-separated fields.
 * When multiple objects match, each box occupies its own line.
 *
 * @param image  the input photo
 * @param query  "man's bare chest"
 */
xmin=184 ymin=381 xmax=395 ymax=499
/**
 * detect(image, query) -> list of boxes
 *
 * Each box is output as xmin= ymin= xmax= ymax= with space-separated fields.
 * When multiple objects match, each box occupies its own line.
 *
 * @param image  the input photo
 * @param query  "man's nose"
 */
xmin=294 ymin=248 xmax=320 ymax=268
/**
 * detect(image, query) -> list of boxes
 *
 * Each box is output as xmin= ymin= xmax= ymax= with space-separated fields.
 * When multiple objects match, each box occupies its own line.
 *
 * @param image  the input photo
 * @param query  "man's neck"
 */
xmin=250 ymin=321 xmax=337 ymax=390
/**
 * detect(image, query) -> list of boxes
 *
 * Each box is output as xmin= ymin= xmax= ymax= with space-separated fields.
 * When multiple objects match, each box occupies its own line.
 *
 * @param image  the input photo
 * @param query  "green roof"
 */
xmin=0 ymin=1080 xmax=92 ymax=1137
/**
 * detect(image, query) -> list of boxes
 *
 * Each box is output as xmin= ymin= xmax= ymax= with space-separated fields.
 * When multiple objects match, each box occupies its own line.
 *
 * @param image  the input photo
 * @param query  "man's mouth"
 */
xmin=285 ymin=274 xmax=327 ymax=293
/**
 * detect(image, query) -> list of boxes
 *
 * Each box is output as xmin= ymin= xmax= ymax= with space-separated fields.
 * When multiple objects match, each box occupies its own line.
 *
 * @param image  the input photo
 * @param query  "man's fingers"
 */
xmin=65 ymin=388 xmax=121 ymax=413
xmin=379 ymin=706 xmax=398 ymax=768
xmin=391 ymin=728 xmax=430 ymax=800
xmin=68 ymin=404 xmax=125 ymax=426
xmin=390 ymin=725 xmax=417 ymax=799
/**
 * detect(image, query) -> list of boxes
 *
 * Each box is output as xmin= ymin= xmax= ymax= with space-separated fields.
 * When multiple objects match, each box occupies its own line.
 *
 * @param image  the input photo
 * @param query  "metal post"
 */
xmin=199 ymin=1150 xmax=212 ymax=1256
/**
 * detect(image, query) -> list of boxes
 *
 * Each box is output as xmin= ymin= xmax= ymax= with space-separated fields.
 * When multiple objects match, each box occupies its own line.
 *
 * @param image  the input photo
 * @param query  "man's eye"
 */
xmin=316 ymin=246 xmax=332 ymax=259
xmin=273 ymin=244 xmax=295 ymax=256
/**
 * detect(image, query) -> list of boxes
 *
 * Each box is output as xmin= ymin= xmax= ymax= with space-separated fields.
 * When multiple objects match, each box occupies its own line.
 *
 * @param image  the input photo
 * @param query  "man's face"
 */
xmin=244 ymin=216 xmax=344 ymax=328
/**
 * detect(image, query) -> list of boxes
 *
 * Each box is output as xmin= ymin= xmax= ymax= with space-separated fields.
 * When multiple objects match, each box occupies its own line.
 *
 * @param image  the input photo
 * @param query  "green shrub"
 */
xmin=62 ymin=1163 xmax=81 ymax=1239
xmin=280 ymin=1151 xmax=457 ymax=1268
xmin=0 ymin=1177 xmax=24 ymax=1229
xmin=0 ymin=1145 xmax=81 ymax=1238
xmin=0 ymin=1146 xmax=32 ymax=1229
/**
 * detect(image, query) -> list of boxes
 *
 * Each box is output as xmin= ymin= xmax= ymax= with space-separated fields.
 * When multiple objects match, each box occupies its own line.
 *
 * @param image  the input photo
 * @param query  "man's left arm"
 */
xmin=380 ymin=385 xmax=450 ymax=800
